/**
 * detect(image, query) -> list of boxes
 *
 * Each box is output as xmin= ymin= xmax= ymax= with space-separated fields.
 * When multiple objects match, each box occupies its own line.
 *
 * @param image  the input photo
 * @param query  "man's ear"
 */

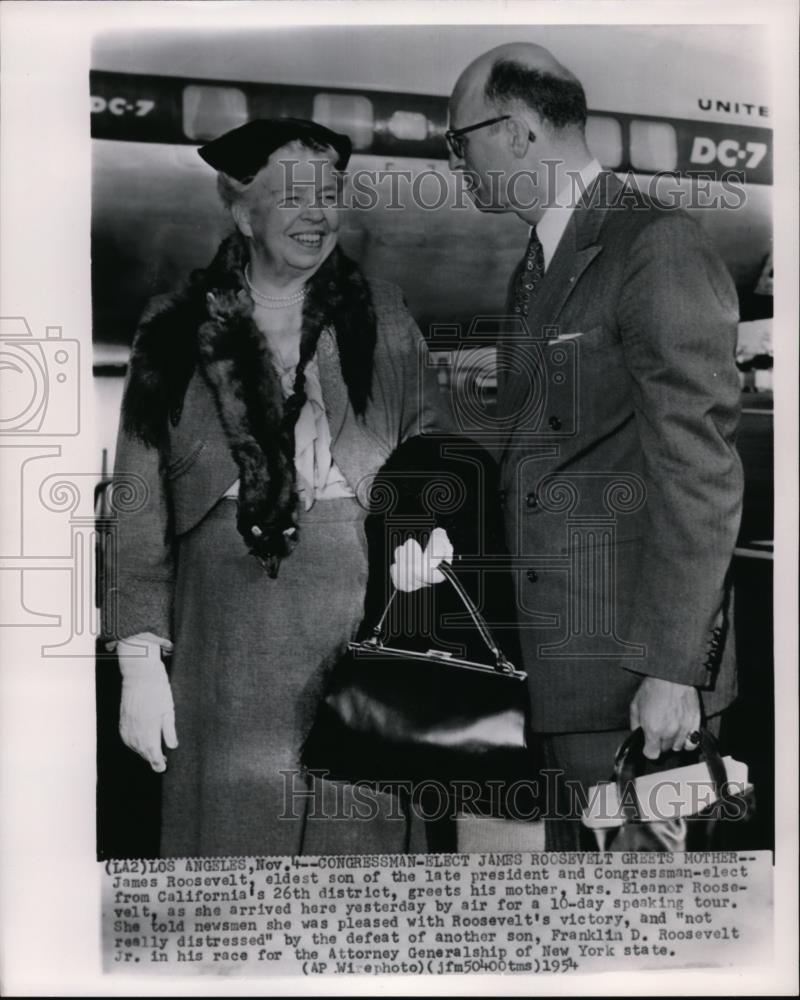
xmin=231 ymin=201 xmax=253 ymax=238
xmin=506 ymin=116 xmax=535 ymax=159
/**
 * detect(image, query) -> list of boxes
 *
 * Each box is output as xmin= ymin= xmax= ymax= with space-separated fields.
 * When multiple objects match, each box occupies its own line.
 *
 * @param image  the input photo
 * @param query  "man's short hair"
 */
xmin=484 ymin=58 xmax=587 ymax=131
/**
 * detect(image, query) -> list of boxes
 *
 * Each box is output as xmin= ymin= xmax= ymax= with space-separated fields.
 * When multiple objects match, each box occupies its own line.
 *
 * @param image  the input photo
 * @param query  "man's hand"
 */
xmin=117 ymin=632 xmax=178 ymax=772
xmin=629 ymin=676 xmax=701 ymax=760
xmin=390 ymin=528 xmax=454 ymax=592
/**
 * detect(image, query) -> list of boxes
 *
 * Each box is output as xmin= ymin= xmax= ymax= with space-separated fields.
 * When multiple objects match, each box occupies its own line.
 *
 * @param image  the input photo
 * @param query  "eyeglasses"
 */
xmin=444 ymin=115 xmax=511 ymax=158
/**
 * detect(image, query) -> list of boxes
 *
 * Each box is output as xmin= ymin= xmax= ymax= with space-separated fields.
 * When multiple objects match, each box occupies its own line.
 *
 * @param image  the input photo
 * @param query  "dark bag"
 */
xmin=593 ymin=727 xmax=757 ymax=852
xmin=301 ymin=562 xmax=532 ymax=790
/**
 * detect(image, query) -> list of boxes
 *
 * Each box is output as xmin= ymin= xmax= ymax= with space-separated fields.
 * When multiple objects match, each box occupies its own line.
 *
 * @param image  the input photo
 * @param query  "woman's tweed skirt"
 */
xmin=160 ymin=497 xmax=412 ymax=857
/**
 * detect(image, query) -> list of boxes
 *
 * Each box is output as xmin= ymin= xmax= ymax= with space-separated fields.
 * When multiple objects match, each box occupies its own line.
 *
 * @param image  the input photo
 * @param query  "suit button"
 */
xmin=548 ymin=415 xmax=562 ymax=431
xmin=526 ymin=492 xmax=539 ymax=509
xmin=498 ymin=489 xmax=508 ymax=504
xmin=251 ymin=525 xmax=263 ymax=538
xmin=526 ymin=569 xmax=539 ymax=583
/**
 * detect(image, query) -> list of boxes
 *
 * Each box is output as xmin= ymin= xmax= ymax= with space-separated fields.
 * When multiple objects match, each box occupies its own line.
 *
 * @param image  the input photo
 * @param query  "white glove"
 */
xmin=117 ymin=632 xmax=178 ymax=773
xmin=390 ymin=527 xmax=454 ymax=592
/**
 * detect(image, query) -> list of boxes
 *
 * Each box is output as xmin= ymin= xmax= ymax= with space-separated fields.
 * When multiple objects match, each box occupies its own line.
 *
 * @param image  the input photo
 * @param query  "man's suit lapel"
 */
xmin=498 ymin=171 xmax=621 ymax=451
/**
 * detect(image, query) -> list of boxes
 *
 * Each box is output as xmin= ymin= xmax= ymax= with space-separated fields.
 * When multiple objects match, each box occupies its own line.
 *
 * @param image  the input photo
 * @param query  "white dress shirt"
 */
xmin=535 ymin=158 xmax=603 ymax=270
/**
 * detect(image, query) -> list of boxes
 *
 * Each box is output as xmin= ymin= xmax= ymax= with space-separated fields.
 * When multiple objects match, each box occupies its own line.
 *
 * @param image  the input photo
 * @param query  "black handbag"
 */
xmin=589 ymin=726 xmax=758 ymax=852
xmin=301 ymin=562 xmax=532 ymax=790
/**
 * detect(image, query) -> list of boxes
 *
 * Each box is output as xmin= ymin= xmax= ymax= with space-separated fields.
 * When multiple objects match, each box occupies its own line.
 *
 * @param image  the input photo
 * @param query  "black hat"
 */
xmin=197 ymin=117 xmax=352 ymax=181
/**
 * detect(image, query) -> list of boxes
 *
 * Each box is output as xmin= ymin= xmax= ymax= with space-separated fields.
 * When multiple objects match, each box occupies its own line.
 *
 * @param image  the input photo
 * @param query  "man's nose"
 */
xmin=448 ymin=150 xmax=465 ymax=172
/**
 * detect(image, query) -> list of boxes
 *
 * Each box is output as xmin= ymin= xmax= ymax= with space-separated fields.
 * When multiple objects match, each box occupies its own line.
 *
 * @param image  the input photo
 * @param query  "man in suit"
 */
xmin=447 ymin=43 xmax=743 ymax=844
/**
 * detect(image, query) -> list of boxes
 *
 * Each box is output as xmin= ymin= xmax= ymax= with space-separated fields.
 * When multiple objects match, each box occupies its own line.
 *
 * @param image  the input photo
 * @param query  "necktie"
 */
xmin=509 ymin=227 xmax=545 ymax=318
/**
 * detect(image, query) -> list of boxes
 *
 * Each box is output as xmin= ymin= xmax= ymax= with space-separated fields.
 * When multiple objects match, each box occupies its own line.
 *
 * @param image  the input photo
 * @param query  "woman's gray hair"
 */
xmin=215 ymin=136 xmax=339 ymax=212
xmin=216 ymin=171 xmax=250 ymax=211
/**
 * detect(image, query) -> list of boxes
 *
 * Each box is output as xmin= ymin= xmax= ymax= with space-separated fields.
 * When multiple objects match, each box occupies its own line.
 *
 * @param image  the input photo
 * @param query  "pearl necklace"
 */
xmin=245 ymin=266 xmax=306 ymax=309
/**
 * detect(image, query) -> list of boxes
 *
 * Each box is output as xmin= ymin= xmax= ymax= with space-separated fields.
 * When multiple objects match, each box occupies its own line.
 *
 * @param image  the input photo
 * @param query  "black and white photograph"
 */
xmin=0 ymin=1 xmax=797 ymax=995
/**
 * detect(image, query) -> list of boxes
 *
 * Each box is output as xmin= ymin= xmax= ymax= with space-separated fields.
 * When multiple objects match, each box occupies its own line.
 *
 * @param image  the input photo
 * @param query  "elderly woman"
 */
xmin=107 ymin=118 xmax=449 ymax=857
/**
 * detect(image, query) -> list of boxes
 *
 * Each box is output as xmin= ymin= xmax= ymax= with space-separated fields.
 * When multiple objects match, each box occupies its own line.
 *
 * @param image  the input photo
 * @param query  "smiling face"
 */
xmin=234 ymin=141 xmax=341 ymax=284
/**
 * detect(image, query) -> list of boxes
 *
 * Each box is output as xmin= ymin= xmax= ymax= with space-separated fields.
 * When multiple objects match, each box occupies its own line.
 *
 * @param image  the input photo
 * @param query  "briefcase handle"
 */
xmin=365 ymin=560 xmax=516 ymax=675
xmin=613 ymin=726 xmax=730 ymax=822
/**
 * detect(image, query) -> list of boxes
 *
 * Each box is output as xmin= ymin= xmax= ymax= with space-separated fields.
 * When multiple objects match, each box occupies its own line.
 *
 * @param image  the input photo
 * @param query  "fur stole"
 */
xmin=121 ymin=232 xmax=377 ymax=574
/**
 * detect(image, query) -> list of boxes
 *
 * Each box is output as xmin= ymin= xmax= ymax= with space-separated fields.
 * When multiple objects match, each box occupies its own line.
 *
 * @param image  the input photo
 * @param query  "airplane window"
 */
xmin=387 ymin=110 xmax=429 ymax=142
xmin=312 ymin=93 xmax=374 ymax=150
xmin=183 ymin=85 xmax=248 ymax=142
xmin=630 ymin=120 xmax=678 ymax=172
xmin=585 ymin=115 xmax=622 ymax=168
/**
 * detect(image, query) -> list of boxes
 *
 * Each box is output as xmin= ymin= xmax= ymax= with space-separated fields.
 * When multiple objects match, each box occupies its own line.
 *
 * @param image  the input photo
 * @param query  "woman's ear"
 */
xmin=231 ymin=201 xmax=253 ymax=238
